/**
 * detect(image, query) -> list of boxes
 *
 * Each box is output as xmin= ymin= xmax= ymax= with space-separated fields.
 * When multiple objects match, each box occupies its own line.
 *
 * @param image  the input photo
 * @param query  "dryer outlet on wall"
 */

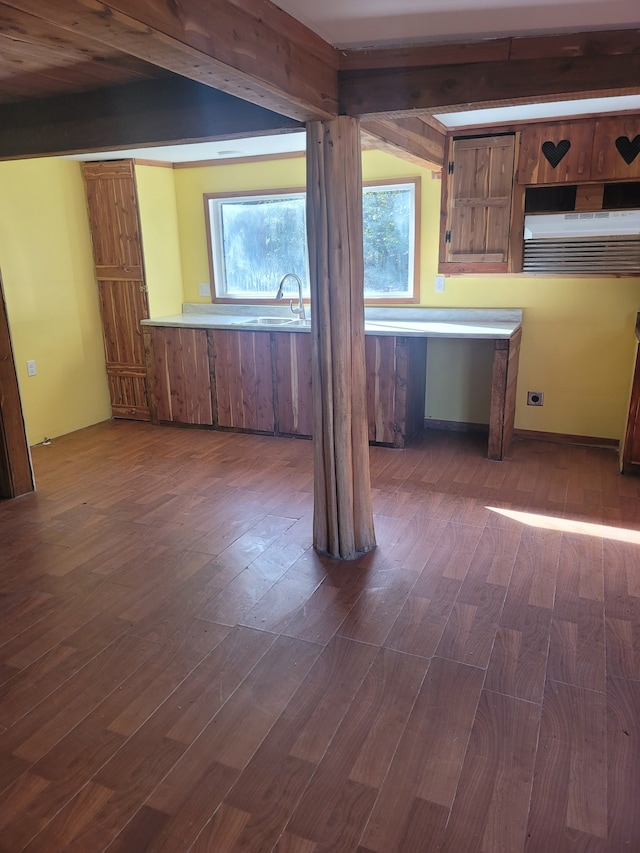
xmin=527 ymin=390 xmax=544 ymax=406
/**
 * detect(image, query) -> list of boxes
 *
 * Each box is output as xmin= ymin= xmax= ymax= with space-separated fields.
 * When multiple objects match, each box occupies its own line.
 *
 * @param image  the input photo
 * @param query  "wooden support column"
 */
xmin=306 ymin=117 xmax=376 ymax=560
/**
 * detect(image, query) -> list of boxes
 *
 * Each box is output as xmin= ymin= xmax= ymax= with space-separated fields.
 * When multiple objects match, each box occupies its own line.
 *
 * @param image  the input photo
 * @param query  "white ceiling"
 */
xmin=434 ymin=95 xmax=640 ymax=129
xmin=273 ymin=0 xmax=640 ymax=48
xmin=67 ymin=132 xmax=308 ymax=164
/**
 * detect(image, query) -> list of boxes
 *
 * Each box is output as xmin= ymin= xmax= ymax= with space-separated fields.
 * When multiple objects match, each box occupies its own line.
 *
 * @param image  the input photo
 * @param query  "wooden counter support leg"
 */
xmin=488 ymin=327 xmax=522 ymax=461
xmin=306 ymin=117 xmax=376 ymax=560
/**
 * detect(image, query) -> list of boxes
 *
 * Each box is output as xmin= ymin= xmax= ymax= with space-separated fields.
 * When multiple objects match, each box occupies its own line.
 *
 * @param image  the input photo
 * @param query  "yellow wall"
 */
xmin=174 ymin=154 xmax=308 ymax=304
xmin=173 ymin=149 xmax=640 ymax=441
xmin=135 ymin=164 xmax=184 ymax=318
xmin=0 ymin=158 xmax=111 ymax=445
xmin=4 ymin=148 xmax=636 ymax=446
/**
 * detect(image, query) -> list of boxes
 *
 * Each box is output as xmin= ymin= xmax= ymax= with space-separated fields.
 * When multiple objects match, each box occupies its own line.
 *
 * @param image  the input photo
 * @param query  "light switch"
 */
xmin=198 ymin=282 xmax=211 ymax=297
xmin=27 ymin=360 xmax=37 ymax=376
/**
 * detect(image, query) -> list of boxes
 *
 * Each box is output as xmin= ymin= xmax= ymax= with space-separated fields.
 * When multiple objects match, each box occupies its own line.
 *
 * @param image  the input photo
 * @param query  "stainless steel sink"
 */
xmin=232 ymin=317 xmax=295 ymax=326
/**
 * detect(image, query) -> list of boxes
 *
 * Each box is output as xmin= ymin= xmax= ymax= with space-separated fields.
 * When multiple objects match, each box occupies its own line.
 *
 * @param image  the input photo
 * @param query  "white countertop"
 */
xmin=141 ymin=305 xmax=522 ymax=340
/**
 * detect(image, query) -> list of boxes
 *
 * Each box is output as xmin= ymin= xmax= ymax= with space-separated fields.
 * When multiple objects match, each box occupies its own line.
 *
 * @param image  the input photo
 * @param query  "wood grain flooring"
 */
xmin=0 ymin=421 xmax=639 ymax=852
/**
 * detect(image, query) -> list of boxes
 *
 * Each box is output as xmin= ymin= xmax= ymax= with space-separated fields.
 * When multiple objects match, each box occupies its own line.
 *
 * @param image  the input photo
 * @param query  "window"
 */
xmin=205 ymin=179 xmax=419 ymax=302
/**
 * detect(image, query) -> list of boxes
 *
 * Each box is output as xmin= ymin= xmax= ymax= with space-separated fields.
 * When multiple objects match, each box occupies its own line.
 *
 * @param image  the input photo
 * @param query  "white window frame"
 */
xmin=204 ymin=178 xmax=420 ymax=303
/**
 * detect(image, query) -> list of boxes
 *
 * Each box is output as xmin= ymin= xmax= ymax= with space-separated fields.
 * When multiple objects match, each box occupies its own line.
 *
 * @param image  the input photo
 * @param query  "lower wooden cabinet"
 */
xmin=366 ymin=335 xmax=427 ymax=447
xmin=366 ymin=335 xmax=396 ymax=443
xmin=144 ymin=326 xmax=213 ymax=425
xmin=273 ymin=332 xmax=313 ymax=437
xmin=272 ymin=331 xmax=427 ymax=446
xmin=211 ymin=329 xmax=274 ymax=433
xmin=145 ymin=326 xmax=427 ymax=447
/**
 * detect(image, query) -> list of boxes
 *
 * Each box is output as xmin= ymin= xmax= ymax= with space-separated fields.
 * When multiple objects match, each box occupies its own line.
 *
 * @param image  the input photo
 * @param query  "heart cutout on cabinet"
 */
xmin=615 ymin=135 xmax=640 ymax=165
xmin=541 ymin=139 xmax=571 ymax=168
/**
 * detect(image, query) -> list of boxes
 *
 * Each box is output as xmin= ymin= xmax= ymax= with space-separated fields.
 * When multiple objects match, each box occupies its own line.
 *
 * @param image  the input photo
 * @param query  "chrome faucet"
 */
xmin=276 ymin=273 xmax=306 ymax=321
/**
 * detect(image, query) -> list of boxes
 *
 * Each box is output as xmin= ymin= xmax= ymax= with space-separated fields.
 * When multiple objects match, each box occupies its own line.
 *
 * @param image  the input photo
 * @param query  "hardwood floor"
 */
xmin=0 ymin=420 xmax=639 ymax=852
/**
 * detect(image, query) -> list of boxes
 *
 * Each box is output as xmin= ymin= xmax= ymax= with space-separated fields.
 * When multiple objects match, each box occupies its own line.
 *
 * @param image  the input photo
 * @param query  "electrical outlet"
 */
xmin=434 ymin=275 xmax=445 ymax=293
xmin=198 ymin=282 xmax=211 ymax=297
xmin=26 ymin=360 xmax=37 ymax=376
xmin=527 ymin=390 xmax=544 ymax=406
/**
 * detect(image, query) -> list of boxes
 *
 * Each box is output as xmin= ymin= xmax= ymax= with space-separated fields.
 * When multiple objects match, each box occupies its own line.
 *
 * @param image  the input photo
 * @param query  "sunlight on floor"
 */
xmin=487 ymin=506 xmax=640 ymax=545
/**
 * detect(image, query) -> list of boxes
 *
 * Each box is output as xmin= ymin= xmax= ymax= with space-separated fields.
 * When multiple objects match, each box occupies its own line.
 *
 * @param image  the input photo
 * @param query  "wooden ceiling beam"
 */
xmin=0 ymin=77 xmax=303 ymax=160
xmin=340 ymin=50 xmax=640 ymax=119
xmin=361 ymin=117 xmax=445 ymax=168
xmin=1 ymin=0 xmax=339 ymax=121
xmin=341 ymin=28 xmax=640 ymax=71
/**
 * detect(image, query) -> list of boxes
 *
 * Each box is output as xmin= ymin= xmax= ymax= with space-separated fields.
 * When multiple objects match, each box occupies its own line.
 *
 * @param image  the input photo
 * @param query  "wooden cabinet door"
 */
xmin=273 ymin=332 xmax=313 ymax=437
xmin=518 ymin=121 xmax=594 ymax=184
xmin=212 ymin=330 xmax=274 ymax=432
xmin=366 ymin=335 xmax=396 ymax=444
xmin=84 ymin=160 xmax=150 ymax=421
xmin=145 ymin=327 xmax=213 ymax=425
xmin=440 ymin=135 xmax=516 ymax=274
xmin=365 ymin=335 xmax=427 ymax=447
xmin=592 ymin=115 xmax=640 ymax=182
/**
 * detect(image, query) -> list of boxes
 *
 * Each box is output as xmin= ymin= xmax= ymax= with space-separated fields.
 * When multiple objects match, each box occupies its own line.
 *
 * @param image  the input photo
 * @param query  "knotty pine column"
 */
xmin=306 ymin=117 xmax=376 ymax=560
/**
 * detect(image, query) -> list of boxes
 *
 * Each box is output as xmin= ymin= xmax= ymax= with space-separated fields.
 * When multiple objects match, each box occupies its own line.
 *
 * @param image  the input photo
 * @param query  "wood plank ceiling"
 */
xmin=0 ymin=1 xmax=638 ymax=166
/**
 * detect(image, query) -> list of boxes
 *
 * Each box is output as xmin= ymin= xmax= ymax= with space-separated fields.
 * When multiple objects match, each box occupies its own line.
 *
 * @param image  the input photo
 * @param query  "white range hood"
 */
xmin=522 ymin=210 xmax=640 ymax=274
xmin=524 ymin=210 xmax=640 ymax=240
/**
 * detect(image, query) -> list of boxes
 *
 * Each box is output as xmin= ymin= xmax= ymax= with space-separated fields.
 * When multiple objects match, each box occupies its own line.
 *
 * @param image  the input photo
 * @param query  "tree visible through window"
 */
xmin=363 ymin=185 xmax=413 ymax=296
xmin=205 ymin=180 xmax=418 ymax=302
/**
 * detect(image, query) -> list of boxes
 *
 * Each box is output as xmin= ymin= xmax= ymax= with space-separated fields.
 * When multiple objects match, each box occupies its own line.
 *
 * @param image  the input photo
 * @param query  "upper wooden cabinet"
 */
xmin=518 ymin=115 xmax=640 ymax=185
xmin=439 ymin=134 xmax=518 ymax=274
xmin=518 ymin=121 xmax=594 ymax=184
xmin=592 ymin=115 xmax=640 ymax=182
